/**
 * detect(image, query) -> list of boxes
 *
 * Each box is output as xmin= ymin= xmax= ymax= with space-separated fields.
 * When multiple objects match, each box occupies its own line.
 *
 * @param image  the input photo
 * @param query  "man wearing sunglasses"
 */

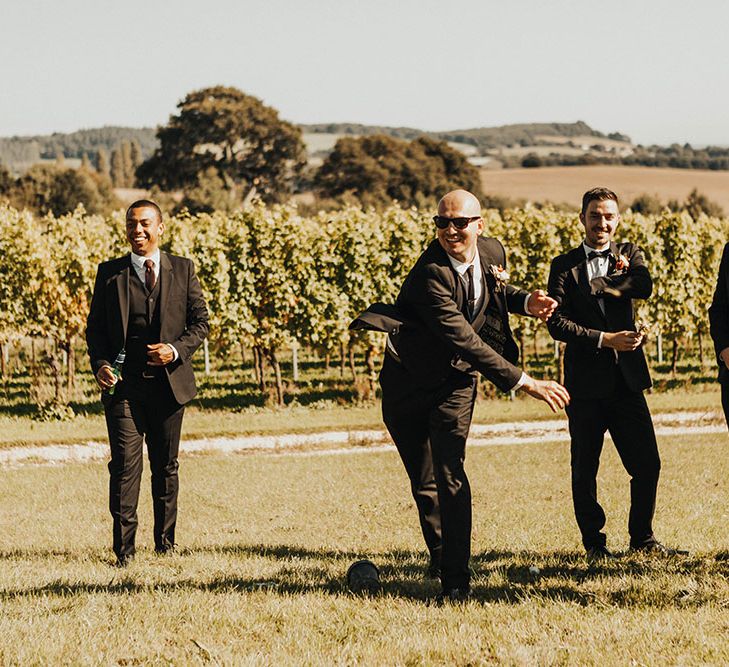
xmin=351 ymin=189 xmax=569 ymax=602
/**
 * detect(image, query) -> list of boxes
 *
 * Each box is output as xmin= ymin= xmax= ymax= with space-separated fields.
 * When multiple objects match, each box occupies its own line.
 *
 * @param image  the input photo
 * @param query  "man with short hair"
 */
xmin=86 ymin=199 xmax=209 ymax=566
xmin=547 ymin=187 xmax=682 ymax=559
xmin=352 ymin=189 xmax=569 ymax=601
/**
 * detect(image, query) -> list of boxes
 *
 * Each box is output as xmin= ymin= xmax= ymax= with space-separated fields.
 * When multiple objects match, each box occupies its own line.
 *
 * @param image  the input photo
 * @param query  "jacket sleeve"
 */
xmin=709 ymin=242 xmax=729 ymax=363
xmin=169 ymin=260 xmax=209 ymax=362
xmin=85 ymin=264 xmax=112 ymax=374
xmin=589 ymin=244 xmax=653 ymax=300
xmin=408 ymin=264 xmax=522 ymax=391
xmin=546 ymin=256 xmax=602 ymax=351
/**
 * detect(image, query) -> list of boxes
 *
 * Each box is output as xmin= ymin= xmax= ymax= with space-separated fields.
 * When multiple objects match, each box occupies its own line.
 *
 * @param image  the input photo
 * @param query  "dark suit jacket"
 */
xmin=547 ymin=241 xmax=652 ymax=399
xmin=351 ymin=237 xmax=528 ymax=392
xmin=708 ymin=242 xmax=729 ymax=384
xmin=86 ymin=251 xmax=209 ymax=405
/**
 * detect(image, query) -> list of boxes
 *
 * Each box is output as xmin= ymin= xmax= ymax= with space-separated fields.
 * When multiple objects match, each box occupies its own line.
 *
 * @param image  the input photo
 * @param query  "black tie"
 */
xmin=587 ymin=249 xmax=611 ymax=261
xmin=466 ymin=265 xmax=475 ymax=319
xmin=144 ymin=259 xmax=156 ymax=292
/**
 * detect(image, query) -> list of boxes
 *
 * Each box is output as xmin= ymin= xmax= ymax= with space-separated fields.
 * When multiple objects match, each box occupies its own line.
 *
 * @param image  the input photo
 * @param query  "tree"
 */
xmin=110 ymin=147 xmax=124 ymax=187
xmin=121 ymin=140 xmax=134 ymax=187
xmin=521 ymin=153 xmax=543 ymax=168
xmin=0 ymin=163 xmax=13 ymax=195
xmin=12 ymin=164 xmax=118 ymax=216
xmin=314 ymin=134 xmax=482 ymax=207
xmin=630 ymin=193 xmax=663 ymax=215
xmin=684 ymin=188 xmax=725 ymax=219
xmin=97 ymin=148 xmax=110 ymax=179
xmin=129 ymin=140 xmax=143 ymax=175
xmin=137 ymin=86 xmax=306 ymax=204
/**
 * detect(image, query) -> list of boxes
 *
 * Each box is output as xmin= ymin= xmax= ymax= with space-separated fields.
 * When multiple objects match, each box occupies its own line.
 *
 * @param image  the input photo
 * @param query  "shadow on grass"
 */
xmin=3 ymin=544 xmax=728 ymax=607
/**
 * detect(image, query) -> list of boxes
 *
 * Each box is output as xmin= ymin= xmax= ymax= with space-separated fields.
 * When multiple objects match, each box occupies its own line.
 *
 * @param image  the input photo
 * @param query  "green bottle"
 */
xmin=107 ymin=348 xmax=126 ymax=395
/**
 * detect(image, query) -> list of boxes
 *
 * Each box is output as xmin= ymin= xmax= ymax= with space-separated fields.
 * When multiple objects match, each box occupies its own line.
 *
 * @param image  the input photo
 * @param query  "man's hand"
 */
xmin=95 ymin=364 xmax=118 ymax=390
xmin=720 ymin=347 xmax=729 ymax=370
xmin=527 ymin=290 xmax=558 ymax=321
xmin=602 ymin=331 xmax=643 ymax=352
xmin=520 ymin=376 xmax=570 ymax=412
xmin=147 ymin=343 xmax=174 ymax=366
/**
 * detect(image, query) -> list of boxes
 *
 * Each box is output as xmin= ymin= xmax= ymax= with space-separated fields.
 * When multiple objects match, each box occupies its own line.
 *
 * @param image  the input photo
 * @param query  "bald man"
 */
xmin=351 ymin=189 xmax=569 ymax=602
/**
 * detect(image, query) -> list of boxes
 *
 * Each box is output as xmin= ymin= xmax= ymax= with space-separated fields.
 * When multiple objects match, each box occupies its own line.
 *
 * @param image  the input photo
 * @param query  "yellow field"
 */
xmin=480 ymin=165 xmax=729 ymax=210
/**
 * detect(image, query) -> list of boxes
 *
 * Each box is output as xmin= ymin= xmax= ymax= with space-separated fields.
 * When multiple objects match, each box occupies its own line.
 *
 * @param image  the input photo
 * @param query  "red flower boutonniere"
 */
xmin=614 ymin=254 xmax=630 ymax=271
xmin=488 ymin=264 xmax=510 ymax=289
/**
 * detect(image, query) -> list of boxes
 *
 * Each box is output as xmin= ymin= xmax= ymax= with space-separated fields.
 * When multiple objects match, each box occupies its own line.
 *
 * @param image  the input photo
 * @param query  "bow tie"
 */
xmin=587 ymin=249 xmax=611 ymax=261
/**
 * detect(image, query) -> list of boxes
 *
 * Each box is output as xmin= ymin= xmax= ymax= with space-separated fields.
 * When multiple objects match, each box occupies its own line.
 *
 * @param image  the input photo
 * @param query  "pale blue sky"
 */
xmin=1 ymin=0 xmax=726 ymax=145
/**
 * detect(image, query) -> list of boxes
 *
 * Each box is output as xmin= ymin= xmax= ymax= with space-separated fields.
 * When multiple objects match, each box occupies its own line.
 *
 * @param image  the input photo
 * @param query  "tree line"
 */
xmin=0 ymin=201 xmax=726 ymax=415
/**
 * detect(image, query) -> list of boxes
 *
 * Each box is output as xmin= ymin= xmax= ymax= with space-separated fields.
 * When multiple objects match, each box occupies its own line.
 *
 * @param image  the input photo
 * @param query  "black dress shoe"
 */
xmin=116 ymin=553 xmax=135 ymax=567
xmin=433 ymin=588 xmax=471 ymax=604
xmin=155 ymin=545 xmax=176 ymax=555
xmin=586 ymin=545 xmax=617 ymax=561
xmin=426 ymin=561 xmax=441 ymax=580
xmin=630 ymin=542 xmax=688 ymax=556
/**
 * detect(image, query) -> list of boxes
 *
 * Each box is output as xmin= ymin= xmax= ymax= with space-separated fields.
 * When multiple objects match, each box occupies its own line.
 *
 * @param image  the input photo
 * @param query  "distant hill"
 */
xmin=0 ymin=126 xmax=157 ymax=172
xmin=3 ymin=121 xmax=728 ymax=174
xmin=301 ymin=121 xmax=621 ymax=152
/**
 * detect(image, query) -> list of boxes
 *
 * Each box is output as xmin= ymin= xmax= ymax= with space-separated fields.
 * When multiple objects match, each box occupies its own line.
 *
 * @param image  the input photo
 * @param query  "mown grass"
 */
xmin=0 ymin=347 xmax=723 ymax=448
xmin=1 ymin=431 xmax=728 ymax=664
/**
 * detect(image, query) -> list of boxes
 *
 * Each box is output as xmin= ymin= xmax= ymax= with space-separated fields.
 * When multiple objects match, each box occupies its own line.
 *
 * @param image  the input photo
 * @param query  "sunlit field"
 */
xmin=480 ymin=165 xmax=729 ymax=210
xmin=2 ymin=429 xmax=728 ymax=664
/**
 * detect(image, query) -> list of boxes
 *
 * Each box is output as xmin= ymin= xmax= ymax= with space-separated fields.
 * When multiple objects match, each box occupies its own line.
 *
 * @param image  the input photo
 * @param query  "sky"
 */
xmin=1 ymin=0 xmax=727 ymax=145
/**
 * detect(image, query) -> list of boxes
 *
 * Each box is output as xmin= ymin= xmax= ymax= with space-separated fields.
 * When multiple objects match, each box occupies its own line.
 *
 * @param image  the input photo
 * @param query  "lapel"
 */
xmin=159 ymin=251 xmax=173 ymax=326
xmin=569 ymin=245 xmax=607 ymax=323
xmin=116 ymin=256 xmax=131 ymax=341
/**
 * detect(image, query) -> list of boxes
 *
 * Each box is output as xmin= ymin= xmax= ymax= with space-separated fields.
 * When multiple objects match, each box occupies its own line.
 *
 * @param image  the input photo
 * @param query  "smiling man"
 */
xmin=547 ymin=187 xmax=684 ymax=560
xmin=86 ymin=199 xmax=209 ymax=566
xmin=351 ymin=189 xmax=569 ymax=602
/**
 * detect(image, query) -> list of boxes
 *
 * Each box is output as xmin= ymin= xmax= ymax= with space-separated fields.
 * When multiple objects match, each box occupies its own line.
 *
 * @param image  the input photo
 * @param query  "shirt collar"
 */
xmin=130 ymin=248 xmax=161 ymax=270
xmin=582 ymin=241 xmax=610 ymax=258
xmin=447 ymin=247 xmax=481 ymax=276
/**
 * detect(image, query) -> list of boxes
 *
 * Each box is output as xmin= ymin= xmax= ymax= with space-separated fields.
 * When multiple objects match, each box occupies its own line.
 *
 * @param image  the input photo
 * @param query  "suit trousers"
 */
xmin=721 ymin=382 xmax=729 ymax=431
xmin=380 ymin=354 xmax=477 ymax=591
xmin=566 ymin=366 xmax=661 ymax=550
xmin=103 ymin=377 xmax=185 ymax=558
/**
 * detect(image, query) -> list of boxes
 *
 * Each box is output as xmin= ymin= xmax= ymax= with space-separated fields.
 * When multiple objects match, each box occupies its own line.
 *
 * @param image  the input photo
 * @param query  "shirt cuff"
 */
xmin=167 ymin=344 xmax=179 ymax=362
xmin=597 ymin=332 xmax=604 ymax=349
xmin=523 ymin=293 xmax=532 ymax=315
xmin=511 ymin=372 xmax=528 ymax=391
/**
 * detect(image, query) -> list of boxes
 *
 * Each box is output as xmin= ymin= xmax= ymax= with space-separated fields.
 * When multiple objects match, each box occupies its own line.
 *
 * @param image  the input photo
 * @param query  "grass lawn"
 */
xmin=1 ymin=430 xmax=728 ymax=664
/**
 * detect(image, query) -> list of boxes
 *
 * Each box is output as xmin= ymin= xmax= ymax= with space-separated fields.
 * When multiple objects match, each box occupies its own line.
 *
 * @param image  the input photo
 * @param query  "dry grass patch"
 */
xmin=1 ymin=429 xmax=729 ymax=664
xmin=480 ymin=165 xmax=729 ymax=211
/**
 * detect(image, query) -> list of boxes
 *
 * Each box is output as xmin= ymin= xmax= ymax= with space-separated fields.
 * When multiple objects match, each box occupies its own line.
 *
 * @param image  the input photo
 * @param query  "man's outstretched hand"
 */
xmin=527 ymin=290 xmax=558 ymax=322
xmin=520 ymin=376 xmax=570 ymax=412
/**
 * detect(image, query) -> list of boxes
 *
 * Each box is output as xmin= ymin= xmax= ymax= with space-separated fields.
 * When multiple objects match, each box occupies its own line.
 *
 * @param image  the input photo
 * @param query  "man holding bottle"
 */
xmin=86 ymin=200 xmax=209 ymax=566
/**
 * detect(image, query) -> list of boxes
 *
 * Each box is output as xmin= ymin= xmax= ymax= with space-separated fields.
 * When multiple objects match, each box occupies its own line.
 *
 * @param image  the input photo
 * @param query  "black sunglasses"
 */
xmin=433 ymin=215 xmax=480 ymax=230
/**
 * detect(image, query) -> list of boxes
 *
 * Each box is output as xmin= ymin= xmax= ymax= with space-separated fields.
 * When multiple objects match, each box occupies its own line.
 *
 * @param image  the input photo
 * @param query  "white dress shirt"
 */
xmin=582 ymin=241 xmax=610 ymax=349
xmin=130 ymin=248 xmax=161 ymax=286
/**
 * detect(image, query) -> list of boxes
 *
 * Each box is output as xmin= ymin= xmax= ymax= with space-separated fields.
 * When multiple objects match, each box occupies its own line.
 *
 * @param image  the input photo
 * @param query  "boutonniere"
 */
xmin=635 ymin=319 xmax=657 ymax=341
xmin=488 ymin=264 xmax=510 ymax=289
xmin=613 ymin=253 xmax=630 ymax=272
